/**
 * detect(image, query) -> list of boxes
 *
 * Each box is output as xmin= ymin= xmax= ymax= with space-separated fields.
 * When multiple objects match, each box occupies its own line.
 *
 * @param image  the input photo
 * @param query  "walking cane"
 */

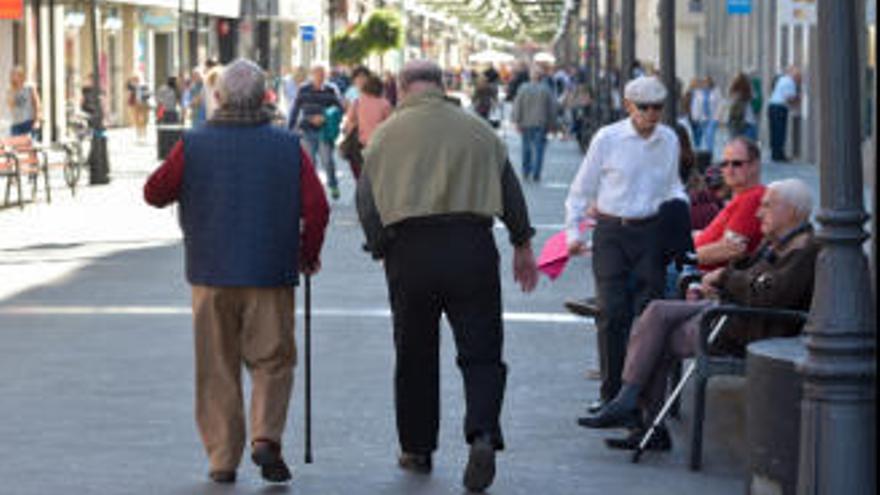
xmin=631 ymin=315 xmax=729 ymax=464
xmin=304 ymin=273 xmax=313 ymax=464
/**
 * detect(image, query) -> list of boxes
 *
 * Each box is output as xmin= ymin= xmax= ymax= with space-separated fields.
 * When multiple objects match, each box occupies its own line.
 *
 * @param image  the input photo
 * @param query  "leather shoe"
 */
xmin=577 ymin=402 xmax=641 ymax=429
xmin=586 ymin=399 xmax=606 ymax=414
xmin=605 ymin=426 xmax=672 ymax=452
xmin=463 ymin=435 xmax=496 ymax=493
xmin=564 ymin=297 xmax=601 ymax=318
xmin=209 ymin=470 xmax=236 ymax=484
xmin=398 ymin=452 xmax=432 ymax=474
xmin=251 ymin=440 xmax=292 ymax=483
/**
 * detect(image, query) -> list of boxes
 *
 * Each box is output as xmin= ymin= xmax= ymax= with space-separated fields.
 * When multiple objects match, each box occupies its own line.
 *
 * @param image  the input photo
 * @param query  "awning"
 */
xmin=0 ymin=0 xmax=24 ymax=20
xmin=114 ymin=0 xmax=240 ymax=19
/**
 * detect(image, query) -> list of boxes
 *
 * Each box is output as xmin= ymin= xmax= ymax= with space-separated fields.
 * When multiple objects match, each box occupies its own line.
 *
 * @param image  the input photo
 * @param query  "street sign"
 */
xmin=0 ymin=0 xmax=23 ymax=20
xmin=727 ymin=0 xmax=751 ymax=15
xmin=301 ymin=25 xmax=316 ymax=42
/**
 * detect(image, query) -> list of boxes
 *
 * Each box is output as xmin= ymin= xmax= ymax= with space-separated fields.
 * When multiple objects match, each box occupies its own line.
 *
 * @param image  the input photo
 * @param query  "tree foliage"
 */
xmin=330 ymin=31 xmax=369 ymax=65
xmin=359 ymin=9 xmax=404 ymax=54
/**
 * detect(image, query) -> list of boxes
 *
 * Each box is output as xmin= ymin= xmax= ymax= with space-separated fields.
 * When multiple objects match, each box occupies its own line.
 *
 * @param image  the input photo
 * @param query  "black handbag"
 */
xmin=340 ymin=125 xmax=363 ymax=163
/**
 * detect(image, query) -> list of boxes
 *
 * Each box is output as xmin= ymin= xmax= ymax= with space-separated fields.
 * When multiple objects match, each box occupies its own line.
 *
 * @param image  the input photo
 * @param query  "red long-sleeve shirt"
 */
xmin=144 ymin=139 xmax=330 ymax=268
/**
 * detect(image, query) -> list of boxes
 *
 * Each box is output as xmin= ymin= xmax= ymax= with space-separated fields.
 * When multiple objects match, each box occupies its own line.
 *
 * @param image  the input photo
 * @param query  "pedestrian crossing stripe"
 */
xmin=0 ymin=305 xmax=585 ymax=325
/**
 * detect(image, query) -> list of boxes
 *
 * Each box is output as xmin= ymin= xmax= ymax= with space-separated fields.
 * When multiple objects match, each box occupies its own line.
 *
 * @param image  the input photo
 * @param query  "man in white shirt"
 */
xmin=767 ymin=66 xmax=801 ymax=162
xmin=565 ymin=76 xmax=685 ymax=416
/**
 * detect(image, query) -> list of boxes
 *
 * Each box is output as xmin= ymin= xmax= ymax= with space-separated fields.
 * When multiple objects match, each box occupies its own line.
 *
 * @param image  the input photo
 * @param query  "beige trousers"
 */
xmin=191 ymin=285 xmax=297 ymax=471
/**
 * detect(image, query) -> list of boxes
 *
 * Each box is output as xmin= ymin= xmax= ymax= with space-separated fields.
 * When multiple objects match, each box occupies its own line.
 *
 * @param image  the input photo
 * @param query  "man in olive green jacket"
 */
xmin=356 ymin=60 xmax=538 ymax=493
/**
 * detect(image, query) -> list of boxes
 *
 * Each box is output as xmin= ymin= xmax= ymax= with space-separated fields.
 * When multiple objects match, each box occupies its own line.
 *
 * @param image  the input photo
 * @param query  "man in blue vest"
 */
xmin=144 ymin=59 xmax=330 ymax=485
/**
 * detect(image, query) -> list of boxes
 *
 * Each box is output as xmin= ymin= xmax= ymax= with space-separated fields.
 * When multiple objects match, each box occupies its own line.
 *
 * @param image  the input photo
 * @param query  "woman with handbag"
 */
xmin=342 ymin=74 xmax=392 ymax=179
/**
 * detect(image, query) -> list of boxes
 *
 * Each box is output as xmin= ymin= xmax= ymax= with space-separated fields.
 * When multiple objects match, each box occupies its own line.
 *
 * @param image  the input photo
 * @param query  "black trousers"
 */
xmin=592 ymin=218 xmax=666 ymax=401
xmin=383 ymin=220 xmax=507 ymax=454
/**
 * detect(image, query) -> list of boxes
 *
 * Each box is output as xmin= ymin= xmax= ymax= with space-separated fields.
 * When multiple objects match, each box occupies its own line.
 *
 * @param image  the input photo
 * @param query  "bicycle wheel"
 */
xmin=63 ymin=143 xmax=83 ymax=190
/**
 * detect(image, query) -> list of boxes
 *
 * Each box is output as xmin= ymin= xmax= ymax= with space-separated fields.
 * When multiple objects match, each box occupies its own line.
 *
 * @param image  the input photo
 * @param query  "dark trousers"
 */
xmin=383 ymin=220 xmax=507 ymax=453
xmin=767 ymin=104 xmax=789 ymax=161
xmin=592 ymin=218 xmax=666 ymax=401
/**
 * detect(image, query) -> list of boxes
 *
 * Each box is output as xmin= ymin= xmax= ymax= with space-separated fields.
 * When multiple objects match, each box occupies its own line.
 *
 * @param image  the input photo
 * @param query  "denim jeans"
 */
xmin=302 ymin=130 xmax=337 ymax=190
xmin=10 ymin=119 xmax=34 ymax=137
xmin=520 ymin=126 xmax=548 ymax=180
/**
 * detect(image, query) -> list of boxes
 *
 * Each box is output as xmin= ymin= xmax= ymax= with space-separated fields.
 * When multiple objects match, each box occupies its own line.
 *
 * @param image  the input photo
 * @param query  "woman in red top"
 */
xmin=342 ymin=73 xmax=392 ymax=178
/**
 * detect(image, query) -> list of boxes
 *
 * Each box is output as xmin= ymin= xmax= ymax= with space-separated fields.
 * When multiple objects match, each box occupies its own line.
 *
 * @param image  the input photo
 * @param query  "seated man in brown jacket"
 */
xmin=577 ymin=178 xmax=818 ymax=451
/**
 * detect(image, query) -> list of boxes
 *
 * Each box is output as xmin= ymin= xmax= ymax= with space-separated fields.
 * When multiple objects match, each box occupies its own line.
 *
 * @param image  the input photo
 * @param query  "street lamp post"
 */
xmin=603 ymin=0 xmax=615 ymax=124
xmin=659 ymin=0 xmax=675 ymax=126
xmin=87 ymin=0 xmax=109 ymax=184
xmin=619 ymin=0 xmax=634 ymax=89
xmin=797 ymin=1 xmax=877 ymax=492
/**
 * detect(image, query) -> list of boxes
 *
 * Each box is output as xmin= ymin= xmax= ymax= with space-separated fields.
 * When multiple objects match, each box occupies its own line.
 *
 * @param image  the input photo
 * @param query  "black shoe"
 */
xmin=208 ymin=470 xmax=236 ymax=484
xmin=586 ymin=399 xmax=605 ymax=415
xmin=577 ymin=402 xmax=641 ymax=429
xmin=463 ymin=435 xmax=496 ymax=493
xmin=251 ymin=440 xmax=292 ymax=483
xmin=564 ymin=297 xmax=601 ymax=317
xmin=604 ymin=425 xmax=672 ymax=452
xmin=398 ymin=452 xmax=432 ymax=474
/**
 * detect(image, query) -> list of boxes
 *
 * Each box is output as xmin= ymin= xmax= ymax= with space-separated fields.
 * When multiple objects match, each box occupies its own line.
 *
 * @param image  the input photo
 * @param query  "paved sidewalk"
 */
xmin=0 ymin=124 xmax=825 ymax=494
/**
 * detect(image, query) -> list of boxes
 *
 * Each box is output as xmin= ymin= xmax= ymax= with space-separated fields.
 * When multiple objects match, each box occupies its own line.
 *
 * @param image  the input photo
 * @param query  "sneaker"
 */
xmin=398 ymin=452 xmax=432 ymax=474
xmin=463 ymin=435 xmax=496 ymax=493
xmin=251 ymin=440 xmax=292 ymax=483
xmin=329 ymin=186 xmax=340 ymax=200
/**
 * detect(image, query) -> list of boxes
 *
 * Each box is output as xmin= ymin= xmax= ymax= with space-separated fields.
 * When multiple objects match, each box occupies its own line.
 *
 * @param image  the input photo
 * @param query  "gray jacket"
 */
xmin=511 ymin=82 xmax=557 ymax=129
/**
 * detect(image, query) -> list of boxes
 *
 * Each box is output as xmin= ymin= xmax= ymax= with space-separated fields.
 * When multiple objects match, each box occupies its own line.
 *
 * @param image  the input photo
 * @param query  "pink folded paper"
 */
xmin=537 ymin=219 xmax=595 ymax=280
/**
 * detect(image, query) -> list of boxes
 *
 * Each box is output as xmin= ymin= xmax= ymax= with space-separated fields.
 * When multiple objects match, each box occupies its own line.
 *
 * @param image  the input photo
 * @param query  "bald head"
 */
xmin=400 ymin=60 xmax=444 ymax=92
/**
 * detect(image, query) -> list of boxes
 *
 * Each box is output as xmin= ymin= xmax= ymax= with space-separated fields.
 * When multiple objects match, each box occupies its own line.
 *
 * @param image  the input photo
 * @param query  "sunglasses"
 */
xmin=720 ymin=159 xmax=749 ymax=169
xmin=636 ymin=103 xmax=664 ymax=112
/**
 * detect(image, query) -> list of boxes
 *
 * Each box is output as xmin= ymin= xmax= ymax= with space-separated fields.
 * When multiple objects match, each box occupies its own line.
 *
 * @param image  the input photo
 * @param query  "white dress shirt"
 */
xmin=769 ymin=75 xmax=797 ymax=105
xmin=565 ymin=118 xmax=685 ymax=244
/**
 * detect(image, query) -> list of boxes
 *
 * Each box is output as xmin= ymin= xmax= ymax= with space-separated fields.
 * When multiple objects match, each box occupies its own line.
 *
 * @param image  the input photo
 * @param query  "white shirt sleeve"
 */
xmin=565 ymin=131 xmax=603 ymax=244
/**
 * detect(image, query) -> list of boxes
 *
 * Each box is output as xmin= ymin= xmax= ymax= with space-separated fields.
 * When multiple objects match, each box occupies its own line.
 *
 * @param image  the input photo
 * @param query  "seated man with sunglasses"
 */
xmin=693 ymin=137 xmax=766 ymax=272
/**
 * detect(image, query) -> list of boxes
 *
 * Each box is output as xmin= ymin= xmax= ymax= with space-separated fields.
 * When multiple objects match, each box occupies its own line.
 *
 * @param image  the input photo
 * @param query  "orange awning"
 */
xmin=0 ymin=0 xmax=23 ymax=20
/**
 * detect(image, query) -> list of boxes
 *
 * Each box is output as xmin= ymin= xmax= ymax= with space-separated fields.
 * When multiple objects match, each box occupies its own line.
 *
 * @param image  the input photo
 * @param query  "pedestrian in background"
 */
xmin=143 ymin=59 xmax=329 ymax=485
xmin=155 ymin=76 xmax=181 ymax=124
xmin=342 ymin=73 xmax=392 ymax=179
xmin=6 ymin=65 xmax=41 ymax=137
xmin=356 ymin=60 xmax=538 ymax=493
xmin=203 ymin=64 xmax=223 ymax=121
xmin=566 ymin=76 xmax=686 ymax=420
xmin=126 ymin=73 xmax=151 ymax=141
xmin=288 ymin=64 xmax=344 ymax=200
xmin=726 ymin=73 xmax=758 ymax=141
xmin=689 ymin=76 xmax=722 ymax=155
xmin=382 ymin=70 xmax=398 ymax=107
xmin=282 ymin=66 xmax=309 ymax=115
xmin=512 ymin=67 xmax=558 ymax=182
xmin=184 ymin=68 xmax=207 ymax=127
xmin=767 ymin=66 xmax=802 ymax=162
xmin=472 ymin=75 xmax=498 ymax=126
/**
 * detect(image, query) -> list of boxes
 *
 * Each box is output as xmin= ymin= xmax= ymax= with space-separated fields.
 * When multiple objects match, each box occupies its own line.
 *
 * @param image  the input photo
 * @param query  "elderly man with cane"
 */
xmin=357 ymin=60 xmax=538 ymax=493
xmin=144 ymin=59 xmax=329 ymax=484
xmin=566 ymin=76 xmax=687 ymax=419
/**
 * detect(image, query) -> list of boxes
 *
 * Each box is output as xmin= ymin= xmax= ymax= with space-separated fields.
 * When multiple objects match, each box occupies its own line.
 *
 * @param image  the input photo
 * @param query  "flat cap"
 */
xmin=624 ymin=76 xmax=667 ymax=104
